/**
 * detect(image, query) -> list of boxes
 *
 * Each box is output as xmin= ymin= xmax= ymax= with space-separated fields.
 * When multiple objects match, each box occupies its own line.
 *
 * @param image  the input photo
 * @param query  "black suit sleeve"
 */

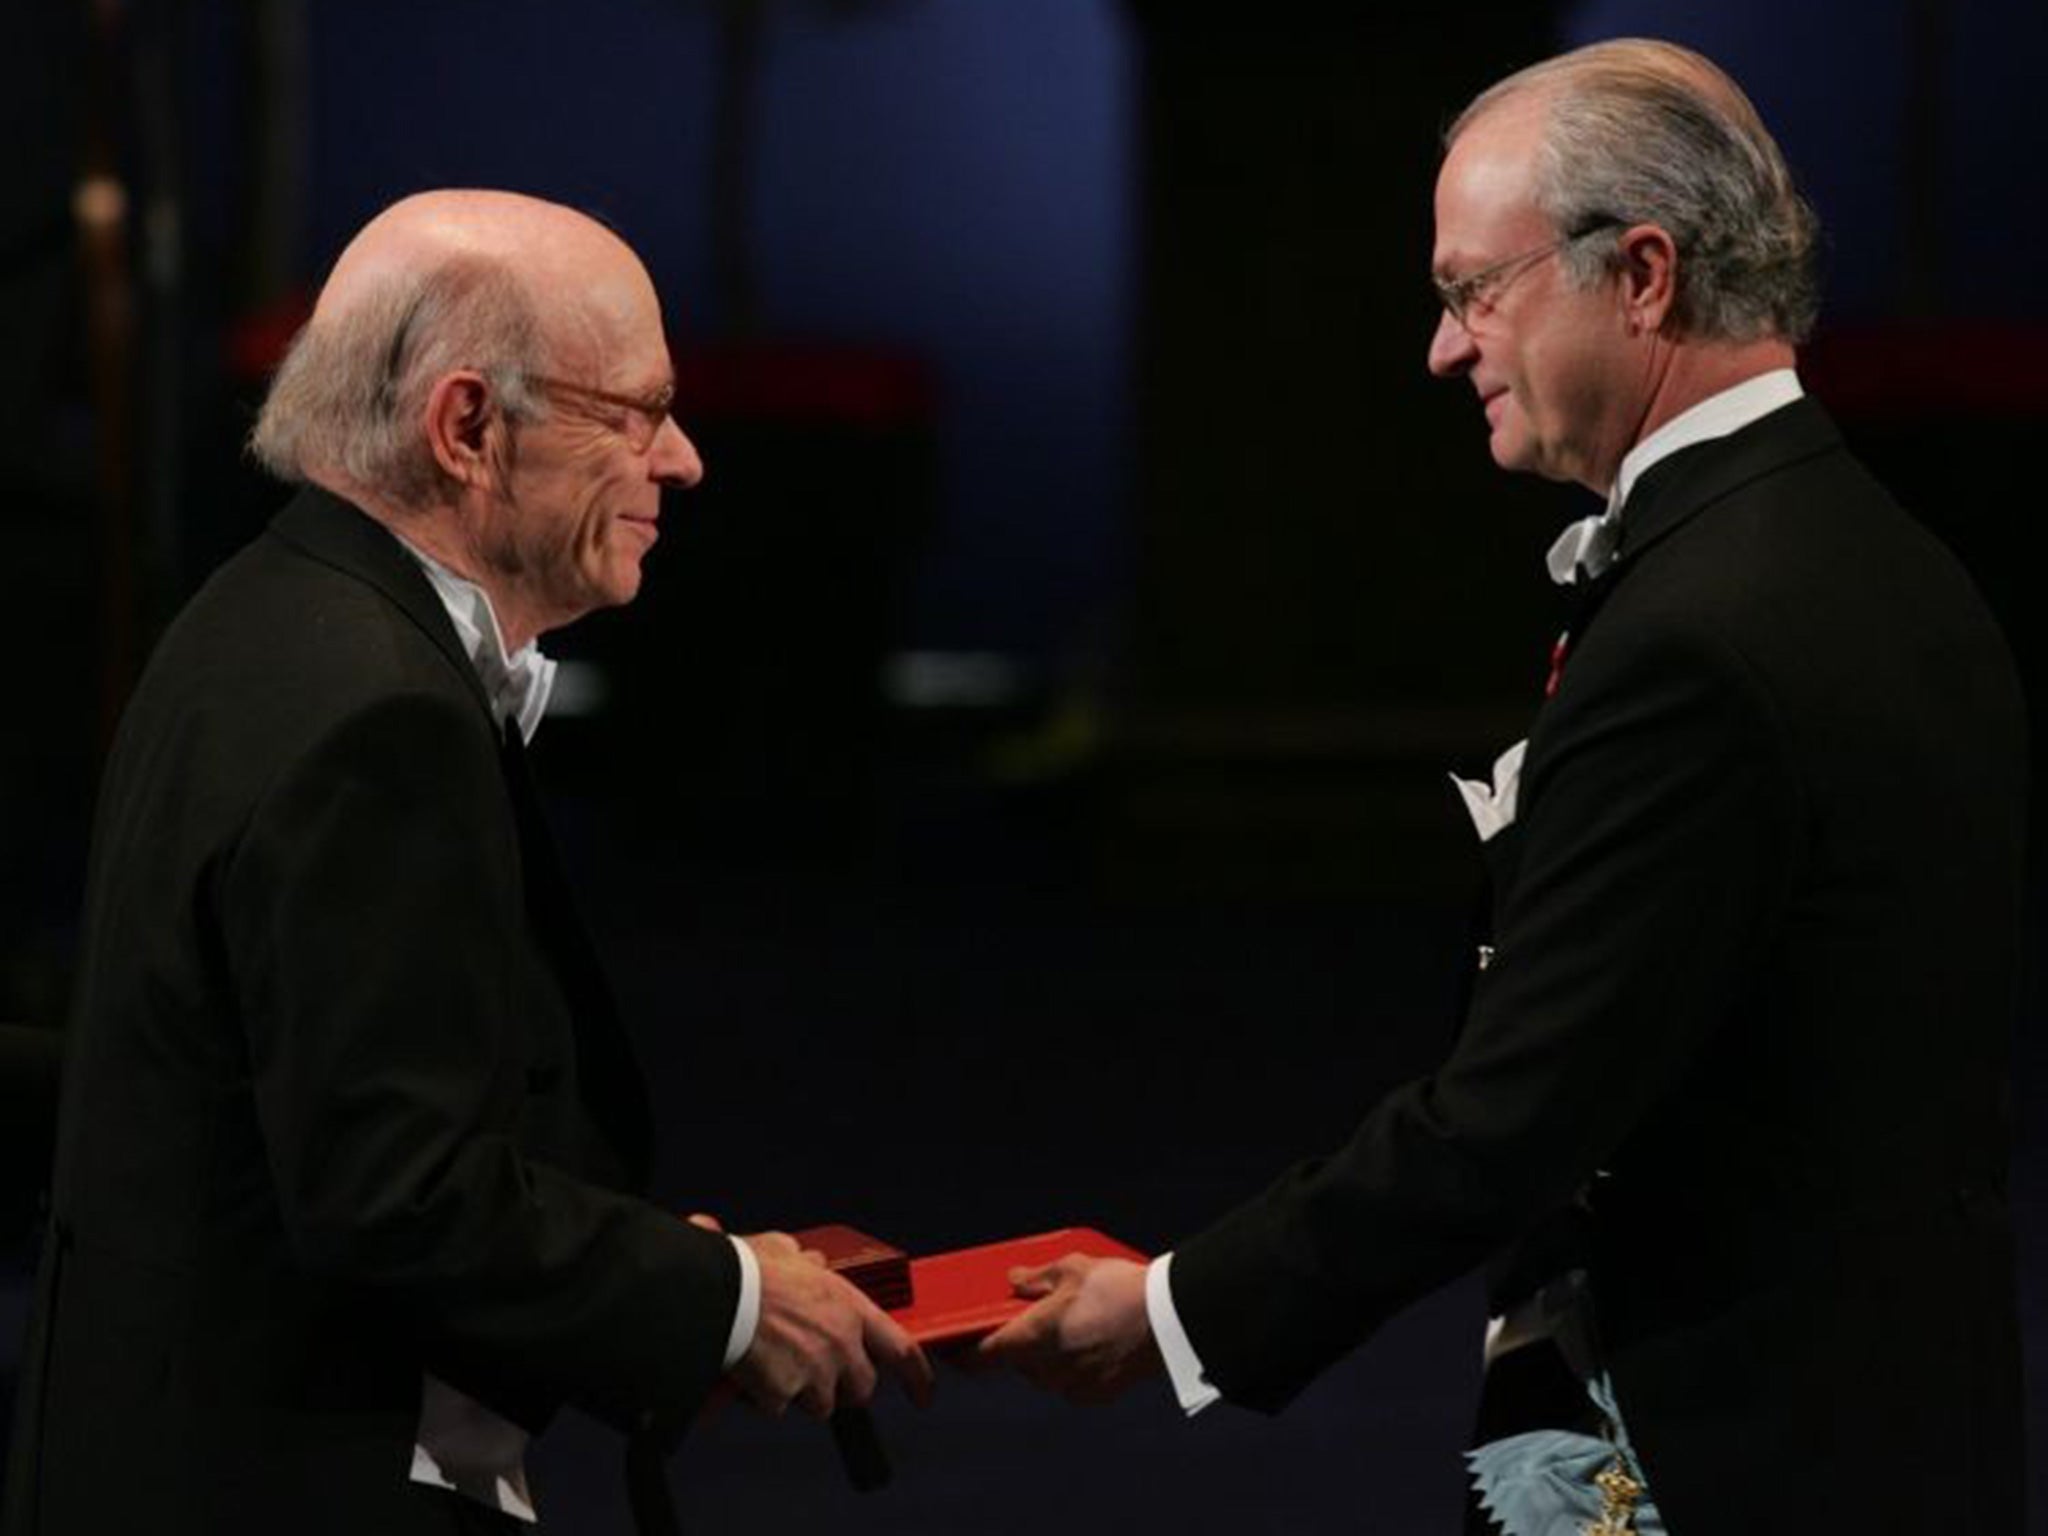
xmin=219 ymin=689 xmax=737 ymax=1435
xmin=1169 ymin=618 xmax=1801 ymax=1411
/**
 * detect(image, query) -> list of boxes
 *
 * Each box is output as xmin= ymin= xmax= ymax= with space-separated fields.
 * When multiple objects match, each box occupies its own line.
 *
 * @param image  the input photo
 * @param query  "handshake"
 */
xmin=702 ymin=1217 xmax=1164 ymax=1422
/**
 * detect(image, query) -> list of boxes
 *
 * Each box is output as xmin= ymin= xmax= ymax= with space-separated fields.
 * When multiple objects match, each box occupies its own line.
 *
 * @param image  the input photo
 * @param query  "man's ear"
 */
xmin=1616 ymin=223 xmax=1679 ymax=334
xmin=422 ymin=371 xmax=498 ymax=488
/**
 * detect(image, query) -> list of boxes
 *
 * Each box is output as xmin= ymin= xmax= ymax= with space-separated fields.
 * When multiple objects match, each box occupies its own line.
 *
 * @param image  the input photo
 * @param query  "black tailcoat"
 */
xmin=5 ymin=488 xmax=737 ymax=1534
xmin=1170 ymin=399 xmax=2029 ymax=1533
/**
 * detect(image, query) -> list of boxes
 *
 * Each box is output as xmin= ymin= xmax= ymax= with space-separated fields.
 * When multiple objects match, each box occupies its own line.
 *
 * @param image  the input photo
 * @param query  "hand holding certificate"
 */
xmin=976 ymin=1248 xmax=1161 ymax=1404
xmin=695 ymin=1222 xmax=1154 ymax=1500
xmin=789 ymin=1224 xmax=1158 ymax=1404
xmin=734 ymin=1230 xmax=934 ymax=1419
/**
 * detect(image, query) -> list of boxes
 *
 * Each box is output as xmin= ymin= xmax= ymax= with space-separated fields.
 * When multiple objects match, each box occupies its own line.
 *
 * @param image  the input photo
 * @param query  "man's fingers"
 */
xmin=744 ymin=1230 xmax=801 ymax=1259
xmin=795 ymin=1376 xmax=836 ymax=1420
xmin=1005 ymin=1259 xmax=1067 ymax=1299
xmin=735 ymin=1367 xmax=798 ymax=1418
xmin=842 ymin=1344 xmax=880 ymax=1408
xmin=856 ymin=1289 xmax=935 ymax=1406
xmin=734 ymin=1244 xmax=941 ymax=1422
xmin=978 ymin=1293 xmax=1056 ymax=1361
xmin=975 ymin=1256 xmax=1156 ymax=1407
xmin=889 ymin=1333 xmax=936 ymax=1407
xmin=685 ymin=1211 xmax=725 ymax=1233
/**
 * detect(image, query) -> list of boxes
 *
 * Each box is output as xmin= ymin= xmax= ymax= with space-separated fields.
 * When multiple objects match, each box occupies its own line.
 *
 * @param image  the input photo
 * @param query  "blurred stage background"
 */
xmin=3 ymin=0 xmax=2045 ymax=1529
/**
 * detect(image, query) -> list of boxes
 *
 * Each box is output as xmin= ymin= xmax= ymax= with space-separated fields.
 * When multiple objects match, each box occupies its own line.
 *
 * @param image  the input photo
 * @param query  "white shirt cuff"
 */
xmin=722 ymin=1235 xmax=761 ymax=1370
xmin=1146 ymin=1252 xmax=1221 ymax=1415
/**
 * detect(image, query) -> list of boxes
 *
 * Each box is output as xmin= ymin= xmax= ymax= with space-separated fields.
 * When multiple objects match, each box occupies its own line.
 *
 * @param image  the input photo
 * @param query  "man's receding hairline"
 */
xmin=1447 ymin=70 xmax=1553 ymax=151
xmin=316 ymin=189 xmax=633 ymax=334
xmin=1449 ymin=41 xmax=1761 ymax=149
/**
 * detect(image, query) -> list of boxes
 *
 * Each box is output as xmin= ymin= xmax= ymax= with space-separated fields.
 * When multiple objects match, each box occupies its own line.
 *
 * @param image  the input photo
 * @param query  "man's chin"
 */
xmin=1488 ymin=430 xmax=1577 ymax=485
xmin=603 ymin=563 xmax=646 ymax=608
xmin=1487 ymin=429 xmax=1534 ymax=475
xmin=564 ymin=572 xmax=644 ymax=622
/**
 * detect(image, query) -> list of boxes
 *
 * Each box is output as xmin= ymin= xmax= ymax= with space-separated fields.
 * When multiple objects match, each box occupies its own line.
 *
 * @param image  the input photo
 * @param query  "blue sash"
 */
xmin=1467 ymin=1372 xmax=1666 ymax=1535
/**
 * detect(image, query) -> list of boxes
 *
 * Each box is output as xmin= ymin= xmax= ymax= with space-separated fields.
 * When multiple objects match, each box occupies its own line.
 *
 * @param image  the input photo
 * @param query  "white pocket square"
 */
xmin=1449 ymin=738 xmax=1527 ymax=843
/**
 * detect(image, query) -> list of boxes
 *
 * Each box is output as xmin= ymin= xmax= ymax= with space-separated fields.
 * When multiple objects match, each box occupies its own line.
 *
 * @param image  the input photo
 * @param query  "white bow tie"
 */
xmin=478 ymin=644 xmax=557 ymax=745
xmin=1544 ymin=507 xmax=1623 ymax=587
xmin=394 ymin=539 xmax=558 ymax=744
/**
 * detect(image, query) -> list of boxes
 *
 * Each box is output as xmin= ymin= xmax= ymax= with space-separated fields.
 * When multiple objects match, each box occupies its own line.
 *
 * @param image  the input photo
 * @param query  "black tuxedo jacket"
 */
xmin=1171 ymin=399 xmax=2028 ymax=1533
xmin=4 ymin=488 xmax=738 ymax=1535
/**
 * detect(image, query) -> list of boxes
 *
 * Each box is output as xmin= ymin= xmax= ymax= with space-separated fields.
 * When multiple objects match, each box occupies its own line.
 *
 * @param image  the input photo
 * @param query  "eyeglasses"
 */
xmin=1432 ymin=220 xmax=1620 ymax=328
xmin=528 ymin=374 xmax=677 ymax=452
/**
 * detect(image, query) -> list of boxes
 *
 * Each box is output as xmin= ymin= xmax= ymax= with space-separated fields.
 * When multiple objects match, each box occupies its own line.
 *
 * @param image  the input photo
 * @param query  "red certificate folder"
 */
xmin=789 ymin=1223 xmax=1148 ymax=1347
xmin=894 ymin=1227 xmax=1147 ymax=1347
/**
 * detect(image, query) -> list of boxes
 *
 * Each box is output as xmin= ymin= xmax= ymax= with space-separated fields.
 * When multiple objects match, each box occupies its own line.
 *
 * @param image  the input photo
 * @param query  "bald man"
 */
xmin=2 ymin=191 xmax=928 ymax=1536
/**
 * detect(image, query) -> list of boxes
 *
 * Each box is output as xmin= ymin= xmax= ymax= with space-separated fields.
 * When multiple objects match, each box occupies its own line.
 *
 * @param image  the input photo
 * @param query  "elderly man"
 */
xmin=3 ymin=190 xmax=928 ymax=1536
xmin=983 ymin=40 xmax=2027 ymax=1534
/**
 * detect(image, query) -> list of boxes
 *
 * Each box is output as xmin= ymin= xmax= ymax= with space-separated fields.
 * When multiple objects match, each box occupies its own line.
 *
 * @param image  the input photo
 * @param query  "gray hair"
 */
xmin=249 ymin=253 xmax=552 ymax=503
xmin=1450 ymin=39 xmax=1820 ymax=344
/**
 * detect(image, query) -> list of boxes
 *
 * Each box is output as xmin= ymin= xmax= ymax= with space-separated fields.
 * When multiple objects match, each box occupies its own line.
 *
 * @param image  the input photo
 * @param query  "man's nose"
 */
xmin=1426 ymin=308 xmax=1477 ymax=377
xmin=651 ymin=416 xmax=705 ymax=488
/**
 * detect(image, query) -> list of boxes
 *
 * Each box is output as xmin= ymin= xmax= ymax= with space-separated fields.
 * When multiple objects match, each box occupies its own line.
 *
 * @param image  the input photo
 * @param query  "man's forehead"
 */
xmin=549 ymin=266 xmax=669 ymax=375
xmin=1432 ymin=110 xmax=1548 ymax=266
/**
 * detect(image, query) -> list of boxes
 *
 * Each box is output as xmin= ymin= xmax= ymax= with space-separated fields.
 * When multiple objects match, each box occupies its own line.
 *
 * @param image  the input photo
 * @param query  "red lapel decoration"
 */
xmin=1544 ymin=630 xmax=1571 ymax=698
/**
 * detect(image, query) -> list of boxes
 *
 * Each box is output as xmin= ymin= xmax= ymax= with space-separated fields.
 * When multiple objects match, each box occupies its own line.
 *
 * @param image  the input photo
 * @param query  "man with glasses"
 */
xmin=984 ymin=40 xmax=2026 ymax=1534
xmin=4 ymin=190 xmax=930 ymax=1536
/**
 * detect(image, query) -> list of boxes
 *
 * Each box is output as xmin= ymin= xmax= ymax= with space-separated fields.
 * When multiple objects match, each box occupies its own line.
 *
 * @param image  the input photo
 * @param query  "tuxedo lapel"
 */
xmin=266 ymin=485 xmax=496 ymax=726
xmin=1548 ymin=398 xmax=1843 ymax=669
xmin=499 ymin=726 xmax=656 ymax=1190
xmin=1612 ymin=397 xmax=1841 ymax=570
